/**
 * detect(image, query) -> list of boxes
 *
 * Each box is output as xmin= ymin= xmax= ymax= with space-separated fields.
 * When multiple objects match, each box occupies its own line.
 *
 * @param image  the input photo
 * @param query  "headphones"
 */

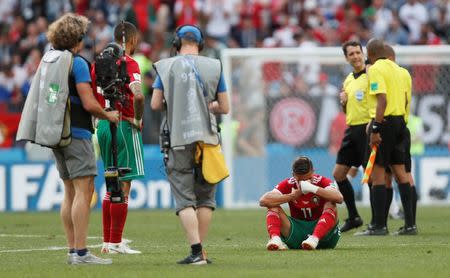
xmin=172 ymin=24 xmax=204 ymax=52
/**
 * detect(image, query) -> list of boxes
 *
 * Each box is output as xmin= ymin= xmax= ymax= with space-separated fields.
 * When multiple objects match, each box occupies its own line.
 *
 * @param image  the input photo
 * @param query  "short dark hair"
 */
xmin=366 ymin=38 xmax=385 ymax=60
xmin=114 ymin=21 xmax=137 ymax=43
xmin=292 ymin=156 xmax=313 ymax=175
xmin=342 ymin=40 xmax=363 ymax=57
xmin=384 ymin=43 xmax=395 ymax=61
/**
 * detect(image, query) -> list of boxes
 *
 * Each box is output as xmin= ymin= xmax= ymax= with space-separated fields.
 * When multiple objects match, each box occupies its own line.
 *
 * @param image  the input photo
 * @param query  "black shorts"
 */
xmin=385 ymin=127 xmax=411 ymax=173
xmin=404 ymin=127 xmax=411 ymax=173
xmin=336 ymin=124 xmax=368 ymax=168
xmin=369 ymin=116 xmax=406 ymax=168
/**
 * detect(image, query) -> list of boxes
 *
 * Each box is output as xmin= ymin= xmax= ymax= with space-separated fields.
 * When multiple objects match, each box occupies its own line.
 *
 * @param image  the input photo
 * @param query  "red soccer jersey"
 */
xmin=91 ymin=54 xmax=141 ymax=118
xmin=275 ymin=174 xmax=336 ymax=221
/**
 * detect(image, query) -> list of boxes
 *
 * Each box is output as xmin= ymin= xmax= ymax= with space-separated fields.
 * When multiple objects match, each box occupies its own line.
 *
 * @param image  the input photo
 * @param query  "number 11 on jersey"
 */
xmin=301 ymin=207 xmax=312 ymax=218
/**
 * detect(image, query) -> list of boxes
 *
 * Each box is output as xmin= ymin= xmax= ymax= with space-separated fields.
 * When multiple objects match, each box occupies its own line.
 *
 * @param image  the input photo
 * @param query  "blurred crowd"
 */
xmin=1 ymin=0 xmax=450 ymax=148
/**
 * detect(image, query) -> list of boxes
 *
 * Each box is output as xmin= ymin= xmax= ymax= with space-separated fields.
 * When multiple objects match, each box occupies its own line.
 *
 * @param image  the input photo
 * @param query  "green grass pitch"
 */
xmin=1 ymin=206 xmax=449 ymax=277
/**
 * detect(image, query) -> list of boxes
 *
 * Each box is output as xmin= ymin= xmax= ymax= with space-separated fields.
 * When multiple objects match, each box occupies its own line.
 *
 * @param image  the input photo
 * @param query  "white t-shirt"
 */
xmin=399 ymin=2 xmax=429 ymax=42
xmin=203 ymin=0 xmax=233 ymax=38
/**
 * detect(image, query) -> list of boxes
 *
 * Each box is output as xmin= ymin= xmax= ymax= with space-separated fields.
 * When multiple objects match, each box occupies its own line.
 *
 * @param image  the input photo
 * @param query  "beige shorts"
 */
xmin=165 ymin=143 xmax=217 ymax=214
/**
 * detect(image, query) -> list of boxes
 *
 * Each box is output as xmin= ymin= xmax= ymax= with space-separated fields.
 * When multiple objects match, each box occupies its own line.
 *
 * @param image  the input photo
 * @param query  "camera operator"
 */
xmin=151 ymin=25 xmax=229 ymax=265
xmin=45 ymin=14 xmax=118 ymax=265
xmin=92 ymin=22 xmax=145 ymax=254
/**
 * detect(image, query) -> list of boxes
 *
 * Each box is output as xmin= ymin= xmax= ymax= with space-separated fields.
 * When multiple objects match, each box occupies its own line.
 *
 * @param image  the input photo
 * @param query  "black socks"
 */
xmin=372 ymin=185 xmax=387 ymax=228
xmin=385 ymin=187 xmax=393 ymax=226
xmin=337 ymin=179 xmax=359 ymax=219
xmin=398 ymin=183 xmax=413 ymax=227
xmin=191 ymin=243 xmax=202 ymax=255
xmin=77 ymin=248 xmax=88 ymax=256
xmin=368 ymin=183 xmax=375 ymax=226
xmin=411 ymin=186 xmax=418 ymax=226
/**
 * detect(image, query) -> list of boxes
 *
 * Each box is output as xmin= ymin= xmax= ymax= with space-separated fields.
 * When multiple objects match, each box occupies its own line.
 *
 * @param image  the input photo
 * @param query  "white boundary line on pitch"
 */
xmin=0 ymin=244 xmax=103 ymax=253
xmin=0 ymin=234 xmax=102 ymax=239
xmin=0 ymin=234 xmax=133 ymax=253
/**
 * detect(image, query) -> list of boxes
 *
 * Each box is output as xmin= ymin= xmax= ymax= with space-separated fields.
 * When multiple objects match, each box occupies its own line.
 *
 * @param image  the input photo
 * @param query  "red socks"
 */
xmin=102 ymin=192 xmax=111 ymax=243
xmin=110 ymin=196 xmax=128 ymax=244
xmin=312 ymin=208 xmax=337 ymax=240
xmin=102 ymin=193 xmax=128 ymax=244
xmin=266 ymin=210 xmax=281 ymax=238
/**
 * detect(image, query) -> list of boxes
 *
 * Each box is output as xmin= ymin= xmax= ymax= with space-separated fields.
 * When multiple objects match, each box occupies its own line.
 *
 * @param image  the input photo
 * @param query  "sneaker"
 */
xmin=354 ymin=226 xmax=388 ymax=236
xmin=392 ymin=225 xmax=418 ymax=236
xmin=301 ymin=235 xmax=319 ymax=250
xmin=340 ymin=216 xmax=363 ymax=232
xmin=266 ymin=236 xmax=288 ymax=251
xmin=67 ymin=253 xmax=77 ymax=265
xmin=101 ymin=242 xmax=109 ymax=254
xmin=71 ymin=252 xmax=113 ymax=265
xmin=109 ymin=242 xmax=142 ymax=254
xmin=177 ymin=252 xmax=207 ymax=265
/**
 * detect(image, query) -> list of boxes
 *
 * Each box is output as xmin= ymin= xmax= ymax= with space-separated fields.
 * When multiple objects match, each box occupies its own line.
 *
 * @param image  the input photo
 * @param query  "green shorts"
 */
xmin=281 ymin=216 xmax=341 ymax=250
xmin=97 ymin=120 xmax=145 ymax=181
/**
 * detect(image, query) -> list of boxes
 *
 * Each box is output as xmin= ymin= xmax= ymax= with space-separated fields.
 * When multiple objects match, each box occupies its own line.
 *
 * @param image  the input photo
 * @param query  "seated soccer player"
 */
xmin=259 ymin=156 xmax=344 ymax=250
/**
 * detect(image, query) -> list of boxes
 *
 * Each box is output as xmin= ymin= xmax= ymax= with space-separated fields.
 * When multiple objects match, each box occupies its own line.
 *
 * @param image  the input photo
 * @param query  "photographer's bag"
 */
xmin=195 ymin=142 xmax=229 ymax=184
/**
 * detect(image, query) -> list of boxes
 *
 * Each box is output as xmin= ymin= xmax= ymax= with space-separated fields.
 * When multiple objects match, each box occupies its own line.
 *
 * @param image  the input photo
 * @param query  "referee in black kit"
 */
xmin=333 ymin=40 xmax=370 ymax=232
xmin=355 ymin=39 xmax=414 ymax=236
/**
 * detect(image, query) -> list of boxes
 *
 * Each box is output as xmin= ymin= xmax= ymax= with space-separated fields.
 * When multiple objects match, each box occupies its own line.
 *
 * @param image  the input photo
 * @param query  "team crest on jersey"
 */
xmin=311 ymin=195 xmax=320 ymax=205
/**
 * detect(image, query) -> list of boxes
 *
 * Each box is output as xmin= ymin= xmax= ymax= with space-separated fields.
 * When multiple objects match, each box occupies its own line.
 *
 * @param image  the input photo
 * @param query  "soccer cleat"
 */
xmin=354 ymin=226 xmax=388 ymax=236
xmin=301 ymin=235 xmax=319 ymax=250
xmin=100 ymin=242 xmax=109 ymax=254
xmin=266 ymin=236 xmax=288 ymax=251
xmin=71 ymin=252 xmax=113 ymax=265
xmin=177 ymin=252 xmax=207 ymax=265
xmin=340 ymin=216 xmax=363 ymax=232
xmin=392 ymin=225 xmax=418 ymax=236
xmin=108 ymin=242 xmax=142 ymax=254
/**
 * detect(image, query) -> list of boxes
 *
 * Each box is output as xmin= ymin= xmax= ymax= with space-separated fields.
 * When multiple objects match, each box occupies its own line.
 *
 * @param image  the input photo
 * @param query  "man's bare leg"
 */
xmin=60 ymin=179 xmax=75 ymax=249
xmin=72 ymin=176 xmax=95 ymax=249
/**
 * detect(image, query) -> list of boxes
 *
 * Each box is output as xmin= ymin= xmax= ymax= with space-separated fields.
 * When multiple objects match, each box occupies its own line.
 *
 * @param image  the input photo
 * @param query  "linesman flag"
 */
xmin=362 ymin=145 xmax=378 ymax=184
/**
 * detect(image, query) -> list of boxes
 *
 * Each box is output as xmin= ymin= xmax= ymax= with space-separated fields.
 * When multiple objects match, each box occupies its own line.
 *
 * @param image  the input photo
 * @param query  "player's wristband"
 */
xmin=300 ymin=181 xmax=319 ymax=194
xmin=134 ymin=118 xmax=142 ymax=127
xmin=371 ymin=121 xmax=382 ymax=133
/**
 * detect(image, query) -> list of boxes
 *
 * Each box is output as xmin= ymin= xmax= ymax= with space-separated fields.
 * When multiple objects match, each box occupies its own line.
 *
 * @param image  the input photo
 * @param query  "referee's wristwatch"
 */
xmin=371 ymin=121 xmax=382 ymax=133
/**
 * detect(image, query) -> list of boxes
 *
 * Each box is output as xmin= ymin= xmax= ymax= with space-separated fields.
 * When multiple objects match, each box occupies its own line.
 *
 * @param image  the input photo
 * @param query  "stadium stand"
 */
xmin=1 ymin=0 xmax=449 ymax=148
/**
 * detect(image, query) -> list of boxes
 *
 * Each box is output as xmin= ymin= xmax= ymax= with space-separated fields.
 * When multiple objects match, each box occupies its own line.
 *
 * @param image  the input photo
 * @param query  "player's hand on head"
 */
xmin=290 ymin=184 xmax=302 ymax=200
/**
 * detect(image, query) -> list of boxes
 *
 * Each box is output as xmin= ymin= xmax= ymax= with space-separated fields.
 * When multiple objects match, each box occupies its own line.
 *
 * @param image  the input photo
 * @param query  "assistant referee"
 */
xmin=384 ymin=44 xmax=418 ymax=235
xmin=333 ymin=40 xmax=370 ymax=232
xmin=355 ymin=38 xmax=411 ymax=236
